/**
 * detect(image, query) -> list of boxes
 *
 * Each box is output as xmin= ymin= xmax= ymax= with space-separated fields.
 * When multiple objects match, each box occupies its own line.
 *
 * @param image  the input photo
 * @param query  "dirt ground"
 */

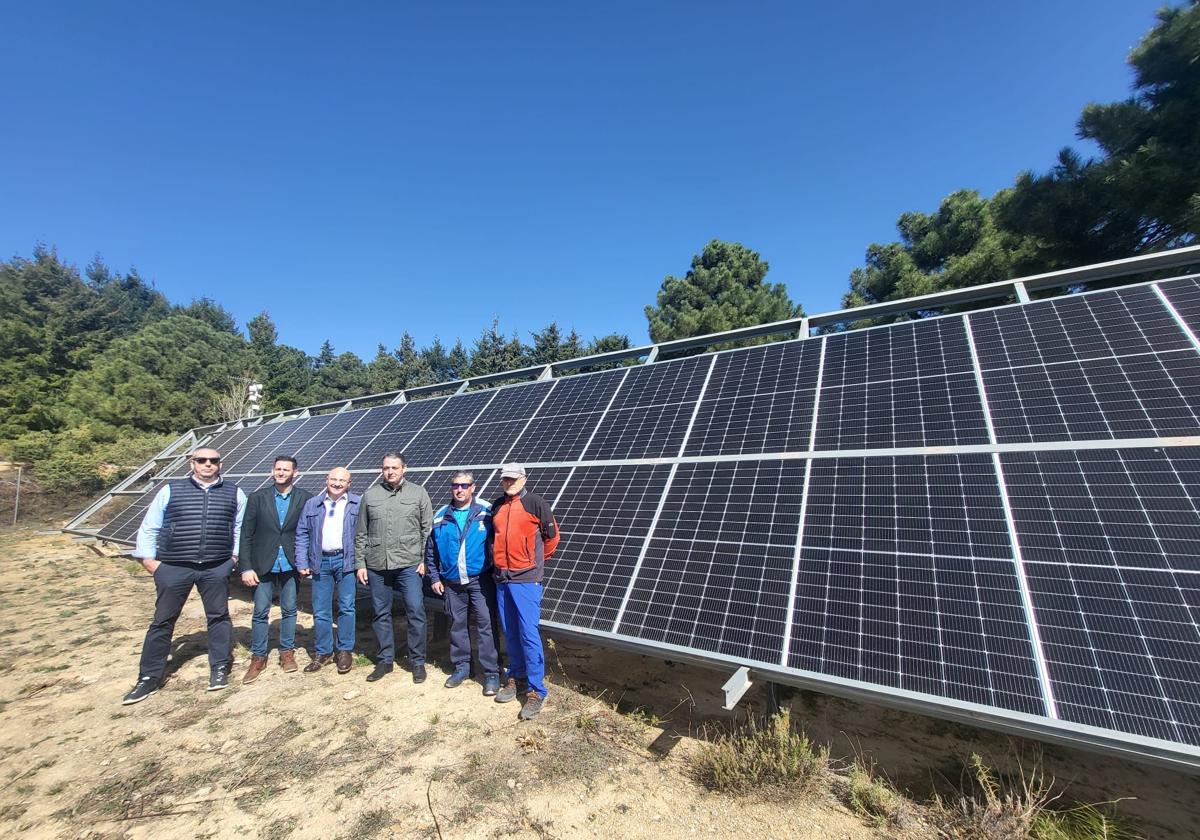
xmin=0 ymin=528 xmax=1196 ymax=840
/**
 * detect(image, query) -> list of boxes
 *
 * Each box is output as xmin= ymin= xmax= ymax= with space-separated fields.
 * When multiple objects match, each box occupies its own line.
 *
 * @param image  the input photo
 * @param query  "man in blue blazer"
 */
xmin=295 ymin=467 xmax=361 ymax=674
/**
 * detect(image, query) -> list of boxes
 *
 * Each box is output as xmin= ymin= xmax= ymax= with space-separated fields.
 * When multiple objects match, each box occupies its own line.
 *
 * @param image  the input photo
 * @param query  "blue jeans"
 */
xmin=367 ymin=566 xmax=426 ymax=666
xmin=496 ymin=581 xmax=545 ymax=698
xmin=311 ymin=554 xmax=356 ymax=655
xmin=250 ymin=570 xmax=298 ymax=657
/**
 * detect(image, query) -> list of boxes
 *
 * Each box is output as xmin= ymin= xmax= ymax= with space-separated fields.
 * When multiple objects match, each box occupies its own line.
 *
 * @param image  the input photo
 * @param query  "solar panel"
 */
xmin=289 ymin=410 xmax=372 ymax=472
xmin=401 ymin=390 xmax=496 ymax=467
xmin=348 ymin=397 xmax=444 ymax=470
xmin=790 ymin=454 xmax=1044 ymax=714
xmin=1158 ymin=277 xmax=1200 ymax=336
xmin=443 ymin=380 xmax=556 ymax=466
xmin=328 ymin=403 xmax=406 ymax=469
xmin=817 ymin=319 xmax=989 ymax=450
xmin=542 ymin=464 xmax=672 ymax=630
xmin=1001 ymin=447 xmax=1200 ymax=743
xmin=79 ymin=269 xmax=1200 ymax=768
xmin=583 ymin=355 xmax=713 ymax=459
xmin=969 ymin=287 xmax=1200 ymax=443
xmin=617 ymin=460 xmax=805 ymax=663
xmin=507 ymin=368 xmax=627 ymax=462
xmin=684 ymin=340 xmax=821 ymax=456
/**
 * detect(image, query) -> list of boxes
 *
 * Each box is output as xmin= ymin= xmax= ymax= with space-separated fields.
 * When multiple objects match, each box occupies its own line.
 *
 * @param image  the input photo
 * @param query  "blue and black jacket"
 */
xmin=424 ymin=499 xmax=493 ymax=585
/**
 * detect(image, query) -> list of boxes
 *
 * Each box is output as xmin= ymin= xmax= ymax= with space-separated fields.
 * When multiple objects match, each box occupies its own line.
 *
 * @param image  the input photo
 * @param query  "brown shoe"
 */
xmin=335 ymin=651 xmax=352 ymax=674
xmin=304 ymin=654 xmax=333 ymax=673
xmin=280 ymin=650 xmax=298 ymax=673
xmin=243 ymin=655 xmax=267 ymax=684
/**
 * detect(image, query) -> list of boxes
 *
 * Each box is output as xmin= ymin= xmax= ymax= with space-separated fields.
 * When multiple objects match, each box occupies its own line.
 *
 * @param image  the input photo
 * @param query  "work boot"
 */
xmin=280 ymin=649 xmax=298 ymax=673
xmin=335 ymin=651 xmax=352 ymax=674
xmin=243 ymin=655 xmax=267 ymax=684
xmin=304 ymin=654 xmax=333 ymax=673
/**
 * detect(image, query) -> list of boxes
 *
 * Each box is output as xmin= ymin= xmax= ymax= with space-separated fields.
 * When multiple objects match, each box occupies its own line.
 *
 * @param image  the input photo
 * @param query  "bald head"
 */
xmin=326 ymin=468 xmax=351 ymax=500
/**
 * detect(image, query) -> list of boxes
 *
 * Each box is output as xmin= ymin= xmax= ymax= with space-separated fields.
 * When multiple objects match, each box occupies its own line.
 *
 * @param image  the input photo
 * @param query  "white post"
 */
xmin=12 ymin=466 xmax=21 ymax=527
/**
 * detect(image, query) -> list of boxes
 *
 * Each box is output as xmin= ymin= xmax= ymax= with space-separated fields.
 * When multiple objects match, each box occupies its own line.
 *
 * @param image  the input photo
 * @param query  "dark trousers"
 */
xmin=366 ymin=566 xmax=426 ymax=666
xmin=138 ymin=559 xmax=233 ymax=680
xmin=444 ymin=576 xmax=499 ymax=677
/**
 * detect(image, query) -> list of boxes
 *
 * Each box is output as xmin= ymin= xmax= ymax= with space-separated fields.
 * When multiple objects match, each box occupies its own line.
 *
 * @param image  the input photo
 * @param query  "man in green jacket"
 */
xmin=355 ymin=451 xmax=433 ymax=683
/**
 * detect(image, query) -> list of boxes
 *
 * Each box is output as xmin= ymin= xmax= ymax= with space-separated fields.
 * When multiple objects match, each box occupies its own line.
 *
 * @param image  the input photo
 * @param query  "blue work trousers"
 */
xmin=250 ymin=570 xmax=298 ymax=657
xmin=444 ymin=576 xmax=499 ymax=677
xmin=311 ymin=553 xmax=356 ymax=655
xmin=367 ymin=566 xmax=426 ymax=666
xmin=496 ymin=581 xmax=546 ymax=698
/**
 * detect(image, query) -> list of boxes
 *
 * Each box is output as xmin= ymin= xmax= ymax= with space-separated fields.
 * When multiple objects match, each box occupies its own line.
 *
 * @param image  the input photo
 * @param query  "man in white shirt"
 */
xmin=295 ymin=468 xmax=362 ymax=674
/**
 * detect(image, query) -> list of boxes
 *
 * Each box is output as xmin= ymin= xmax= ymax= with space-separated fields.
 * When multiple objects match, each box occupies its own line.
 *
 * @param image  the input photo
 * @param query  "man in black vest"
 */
xmin=239 ymin=455 xmax=313 ymax=683
xmin=123 ymin=446 xmax=247 ymax=704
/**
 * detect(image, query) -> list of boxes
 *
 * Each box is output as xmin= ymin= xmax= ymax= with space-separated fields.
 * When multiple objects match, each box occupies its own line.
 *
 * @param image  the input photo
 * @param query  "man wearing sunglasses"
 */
xmin=294 ymin=467 xmax=361 ymax=674
xmin=123 ymin=447 xmax=247 ymax=704
xmin=239 ymin=456 xmax=313 ymax=683
xmin=425 ymin=472 xmax=500 ymax=695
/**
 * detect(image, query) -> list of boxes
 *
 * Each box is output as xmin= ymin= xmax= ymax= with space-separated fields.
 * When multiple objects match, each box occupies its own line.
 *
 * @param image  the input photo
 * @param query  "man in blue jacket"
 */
xmin=295 ymin=467 xmax=361 ymax=675
xmin=425 ymin=471 xmax=500 ymax=695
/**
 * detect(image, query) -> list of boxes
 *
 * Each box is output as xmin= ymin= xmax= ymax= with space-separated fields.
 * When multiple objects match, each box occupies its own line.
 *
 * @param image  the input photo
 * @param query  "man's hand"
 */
xmin=356 ymin=569 xmax=369 ymax=585
xmin=241 ymin=570 xmax=259 ymax=587
xmin=299 ymin=568 xmax=312 ymax=579
xmin=141 ymin=558 xmax=161 ymax=574
xmin=430 ymin=580 xmax=444 ymax=596
xmin=416 ymin=562 xmax=426 ymax=577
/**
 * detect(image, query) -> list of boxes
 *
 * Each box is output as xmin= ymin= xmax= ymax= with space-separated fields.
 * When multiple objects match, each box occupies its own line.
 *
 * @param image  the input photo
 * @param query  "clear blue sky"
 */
xmin=0 ymin=1 xmax=1168 ymax=360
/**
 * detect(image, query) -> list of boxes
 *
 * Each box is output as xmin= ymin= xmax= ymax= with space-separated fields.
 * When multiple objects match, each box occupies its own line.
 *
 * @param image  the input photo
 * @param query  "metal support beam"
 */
xmin=722 ymin=666 xmax=753 ymax=710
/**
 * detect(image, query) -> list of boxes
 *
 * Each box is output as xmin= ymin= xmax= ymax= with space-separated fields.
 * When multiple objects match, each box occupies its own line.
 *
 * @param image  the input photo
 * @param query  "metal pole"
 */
xmin=12 ymin=467 xmax=21 ymax=527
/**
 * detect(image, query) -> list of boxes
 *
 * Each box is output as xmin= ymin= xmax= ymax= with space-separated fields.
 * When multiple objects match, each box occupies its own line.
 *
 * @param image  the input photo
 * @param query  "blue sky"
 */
xmin=0 ymin=1 xmax=1168 ymax=359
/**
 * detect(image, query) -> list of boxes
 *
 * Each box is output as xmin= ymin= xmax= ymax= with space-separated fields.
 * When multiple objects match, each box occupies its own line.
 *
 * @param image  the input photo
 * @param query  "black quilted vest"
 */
xmin=158 ymin=476 xmax=240 ymax=564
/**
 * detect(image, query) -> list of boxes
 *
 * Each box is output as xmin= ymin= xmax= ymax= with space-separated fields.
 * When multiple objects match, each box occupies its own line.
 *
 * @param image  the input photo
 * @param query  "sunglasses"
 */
xmin=192 ymin=457 xmax=221 ymax=464
xmin=450 ymin=482 xmax=473 ymax=489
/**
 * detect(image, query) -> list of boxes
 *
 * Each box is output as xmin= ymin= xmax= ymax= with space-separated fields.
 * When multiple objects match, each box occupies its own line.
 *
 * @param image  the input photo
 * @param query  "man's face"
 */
xmin=500 ymin=475 xmax=526 ymax=496
xmin=381 ymin=457 xmax=405 ymax=486
xmin=450 ymin=475 xmax=475 ymax=507
xmin=326 ymin=469 xmax=351 ymax=499
xmin=272 ymin=460 xmax=297 ymax=488
xmin=190 ymin=448 xmax=222 ymax=481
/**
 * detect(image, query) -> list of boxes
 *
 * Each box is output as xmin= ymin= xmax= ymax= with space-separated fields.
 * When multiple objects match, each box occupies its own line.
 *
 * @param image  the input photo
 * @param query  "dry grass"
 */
xmin=693 ymin=709 xmax=828 ymax=796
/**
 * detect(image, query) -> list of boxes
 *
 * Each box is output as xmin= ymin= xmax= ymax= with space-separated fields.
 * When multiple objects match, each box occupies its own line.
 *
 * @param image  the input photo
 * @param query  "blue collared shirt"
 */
xmin=271 ymin=488 xmax=294 ymax=573
xmin=133 ymin=480 xmax=248 ymax=559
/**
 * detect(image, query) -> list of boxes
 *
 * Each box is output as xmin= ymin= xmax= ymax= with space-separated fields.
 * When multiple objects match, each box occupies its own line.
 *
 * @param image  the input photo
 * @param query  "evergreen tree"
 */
xmin=645 ymin=240 xmax=802 ymax=342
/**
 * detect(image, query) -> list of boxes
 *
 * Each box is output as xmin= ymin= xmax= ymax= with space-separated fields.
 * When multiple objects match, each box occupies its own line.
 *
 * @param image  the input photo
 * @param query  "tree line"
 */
xmin=1 ymin=3 xmax=1194 ymax=496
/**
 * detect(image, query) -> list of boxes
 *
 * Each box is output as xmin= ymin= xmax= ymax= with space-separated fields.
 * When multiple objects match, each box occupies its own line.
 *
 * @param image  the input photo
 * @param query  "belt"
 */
xmin=321 ymin=550 xmax=345 ymax=557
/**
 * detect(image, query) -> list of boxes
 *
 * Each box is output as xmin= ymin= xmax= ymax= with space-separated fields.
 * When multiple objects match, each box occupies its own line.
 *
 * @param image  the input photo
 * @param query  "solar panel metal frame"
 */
xmin=65 ymin=245 xmax=1200 ymax=772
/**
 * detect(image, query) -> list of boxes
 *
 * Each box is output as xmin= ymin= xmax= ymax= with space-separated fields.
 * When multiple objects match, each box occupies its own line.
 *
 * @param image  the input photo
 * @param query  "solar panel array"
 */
xmin=91 ymin=276 xmax=1200 ymax=764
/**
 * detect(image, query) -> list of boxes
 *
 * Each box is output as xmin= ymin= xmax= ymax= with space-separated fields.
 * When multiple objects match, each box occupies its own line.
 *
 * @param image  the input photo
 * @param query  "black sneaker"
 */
xmin=482 ymin=674 xmax=500 ymax=696
xmin=122 ymin=676 xmax=159 ymax=705
xmin=412 ymin=663 xmax=427 ymax=684
xmin=208 ymin=665 xmax=230 ymax=691
xmin=366 ymin=662 xmax=393 ymax=682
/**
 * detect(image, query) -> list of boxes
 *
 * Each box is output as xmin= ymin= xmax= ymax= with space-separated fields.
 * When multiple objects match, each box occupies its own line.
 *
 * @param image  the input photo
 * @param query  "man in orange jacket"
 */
xmin=491 ymin=463 xmax=559 ymax=719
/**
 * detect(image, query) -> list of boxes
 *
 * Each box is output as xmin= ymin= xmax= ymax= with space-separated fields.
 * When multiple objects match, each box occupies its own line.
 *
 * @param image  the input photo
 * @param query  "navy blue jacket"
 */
xmin=295 ymin=491 xmax=362 ymax=574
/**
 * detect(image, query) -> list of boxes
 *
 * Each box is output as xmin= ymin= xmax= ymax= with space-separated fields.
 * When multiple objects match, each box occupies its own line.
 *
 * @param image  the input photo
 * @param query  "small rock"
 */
xmin=219 ymin=740 xmax=236 ymax=754
xmin=343 ymin=690 xmax=360 ymax=701
xmin=194 ymin=786 xmax=212 ymax=797
xmin=507 ymin=778 xmax=516 ymax=789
